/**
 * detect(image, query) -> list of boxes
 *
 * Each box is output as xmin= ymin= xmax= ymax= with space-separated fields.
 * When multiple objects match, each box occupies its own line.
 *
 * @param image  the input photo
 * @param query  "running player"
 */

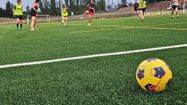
xmin=138 ymin=0 xmax=146 ymax=22
xmin=61 ymin=4 xmax=69 ymax=25
xmin=30 ymin=0 xmax=39 ymax=31
xmin=81 ymin=0 xmax=95 ymax=25
xmin=133 ymin=2 xmax=139 ymax=19
xmin=171 ymin=0 xmax=182 ymax=19
xmin=13 ymin=0 xmax=23 ymax=30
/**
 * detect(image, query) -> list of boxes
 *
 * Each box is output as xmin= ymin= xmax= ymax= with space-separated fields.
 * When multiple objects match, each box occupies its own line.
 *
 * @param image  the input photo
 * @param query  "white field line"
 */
xmin=70 ymin=25 xmax=187 ymax=34
xmin=0 ymin=44 xmax=187 ymax=69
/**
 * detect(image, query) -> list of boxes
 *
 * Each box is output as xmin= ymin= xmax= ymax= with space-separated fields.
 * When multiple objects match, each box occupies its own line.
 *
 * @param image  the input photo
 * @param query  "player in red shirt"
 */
xmin=81 ymin=0 xmax=95 ymax=25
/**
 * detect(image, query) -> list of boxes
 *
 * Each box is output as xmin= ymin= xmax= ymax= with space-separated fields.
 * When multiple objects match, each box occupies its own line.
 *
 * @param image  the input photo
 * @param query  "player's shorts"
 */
xmin=30 ymin=9 xmax=36 ymax=17
xmin=139 ymin=8 xmax=146 ymax=13
xmin=88 ymin=10 xmax=93 ymax=17
xmin=15 ymin=15 xmax=23 ymax=20
xmin=172 ymin=5 xmax=178 ymax=10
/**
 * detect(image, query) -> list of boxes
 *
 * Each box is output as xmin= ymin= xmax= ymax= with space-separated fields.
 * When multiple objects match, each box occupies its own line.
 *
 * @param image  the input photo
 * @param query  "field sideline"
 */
xmin=0 ymin=44 xmax=187 ymax=69
xmin=0 ymin=15 xmax=187 ymax=105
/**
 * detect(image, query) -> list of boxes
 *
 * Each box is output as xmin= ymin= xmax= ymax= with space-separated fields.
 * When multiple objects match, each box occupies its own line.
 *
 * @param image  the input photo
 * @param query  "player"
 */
xmin=133 ymin=2 xmax=139 ymax=19
xmin=81 ymin=0 xmax=95 ymax=25
xmin=138 ymin=0 xmax=146 ymax=22
xmin=171 ymin=0 xmax=182 ymax=19
xmin=61 ymin=5 xmax=69 ymax=25
xmin=30 ymin=0 xmax=39 ymax=31
xmin=13 ymin=0 xmax=23 ymax=30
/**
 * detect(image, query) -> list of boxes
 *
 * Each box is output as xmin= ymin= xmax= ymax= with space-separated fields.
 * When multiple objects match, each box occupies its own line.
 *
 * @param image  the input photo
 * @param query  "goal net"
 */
xmin=26 ymin=15 xmax=51 ymax=24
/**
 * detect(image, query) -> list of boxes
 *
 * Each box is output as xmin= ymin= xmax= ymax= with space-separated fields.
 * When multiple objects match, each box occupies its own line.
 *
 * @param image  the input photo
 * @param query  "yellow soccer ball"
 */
xmin=136 ymin=58 xmax=172 ymax=92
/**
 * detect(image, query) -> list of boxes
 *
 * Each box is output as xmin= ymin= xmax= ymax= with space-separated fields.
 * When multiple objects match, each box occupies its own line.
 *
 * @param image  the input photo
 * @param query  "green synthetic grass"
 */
xmin=0 ymin=15 xmax=187 ymax=104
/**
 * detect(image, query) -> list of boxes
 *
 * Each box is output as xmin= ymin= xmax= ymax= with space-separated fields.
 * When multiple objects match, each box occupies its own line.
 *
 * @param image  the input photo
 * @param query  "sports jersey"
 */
xmin=14 ymin=4 xmax=23 ymax=15
xmin=139 ymin=0 xmax=146 ymax=9
xmin=88 ymin=2 xmax=95 ymax=12
xmin=171 ymin=0 xmax=179 ymax=6
xmin=62 ymin=8 xmax=68 ymax=17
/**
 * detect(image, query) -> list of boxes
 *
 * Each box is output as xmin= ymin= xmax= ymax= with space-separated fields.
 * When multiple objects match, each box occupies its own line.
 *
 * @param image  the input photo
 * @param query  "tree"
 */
xmin=96 ymin=0 xmax=105 ymax=11
xmin=39 ymin=1 xmax=45 ymax=14
xmin=50 ymin=0 xmax=58 ymax=15
xmin=5 ymin=0 xmax=13 ymax=17
xmin=0 ymin=8 xmax=4 ymax=17
xmin=43 ymin=0 xmax=50 ymax=14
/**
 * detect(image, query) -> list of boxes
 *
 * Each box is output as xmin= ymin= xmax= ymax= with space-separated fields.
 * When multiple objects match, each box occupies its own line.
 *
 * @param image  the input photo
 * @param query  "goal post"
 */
xmin=26 ymin=15 xmax=51 ymax=24
xmin=183 ymin=0 xmax=186 ymax=14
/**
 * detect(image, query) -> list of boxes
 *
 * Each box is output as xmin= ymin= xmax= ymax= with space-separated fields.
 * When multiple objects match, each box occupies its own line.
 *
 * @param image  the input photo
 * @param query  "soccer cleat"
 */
xmin=64 ymin=23 xmax=67 ymax=26
xmin=88 ymin=23 xmax=92 ymax=26
xmin=30 ymin=29 xmax=35 ymax=31
xmin=171 ymin=16 xmax=174 ymax=19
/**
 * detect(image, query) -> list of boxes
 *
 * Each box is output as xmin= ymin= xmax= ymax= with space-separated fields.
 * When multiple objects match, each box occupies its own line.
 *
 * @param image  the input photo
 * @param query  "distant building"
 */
xmin=105 ymin=0 xmax=136 ymax=11
xmin=105 ymin=0 xmax=121 ymax=11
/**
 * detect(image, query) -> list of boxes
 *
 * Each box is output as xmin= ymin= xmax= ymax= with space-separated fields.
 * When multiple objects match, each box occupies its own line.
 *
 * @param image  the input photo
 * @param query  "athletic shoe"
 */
xmin=30 ymin=29 xmax=35 ymax=31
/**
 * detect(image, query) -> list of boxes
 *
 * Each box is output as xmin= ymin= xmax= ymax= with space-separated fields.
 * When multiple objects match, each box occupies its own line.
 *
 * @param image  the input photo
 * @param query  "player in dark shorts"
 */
xmin=81 ymin=0 xmax=95 ymax=25
xmin=30 ymin=0 xmax=39 ymax=31
xmin=133 ymin=2 xmax=139 ymax=18
xmin=171 ymin=0 xmax=182 ymax=19
xmin=13 ymin=0 xmax=23 ymax=30
xmin=138 ymin=0 xmax=146 ymax=22
xmin=61 ymin=4 xmax=69 ymax=25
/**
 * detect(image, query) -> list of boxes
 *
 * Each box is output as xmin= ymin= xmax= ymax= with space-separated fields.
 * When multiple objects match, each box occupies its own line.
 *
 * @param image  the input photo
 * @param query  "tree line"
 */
xmin=0 ymin=0 xmax=105 ymax=18
xmin=0 ymin=1 xmax=13 ymax=17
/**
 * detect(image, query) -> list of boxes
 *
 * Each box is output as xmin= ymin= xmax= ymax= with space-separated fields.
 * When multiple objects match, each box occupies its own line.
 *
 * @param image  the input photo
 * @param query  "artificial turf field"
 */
xmin=0 ymin=15 xmax=187 ymax=104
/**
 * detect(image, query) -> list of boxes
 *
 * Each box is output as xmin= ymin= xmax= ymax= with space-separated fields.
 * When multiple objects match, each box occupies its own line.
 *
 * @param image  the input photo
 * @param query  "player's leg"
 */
xmin=171 ymin=6 xmax=175 ymax=18
xmin=136 ymin=10 xmax=139 ymax=18
xmin=88 ymin=12 xmax=93 ymax=25
xmin=31 ymin=16 xmax=36 ymax=31
xmin=64 ymin=16 xmax=67 ymax=25
xmin=81 ymin=10 xmax=89 ymax=19
xmin=175 ymin=6 xmax=179 ymax=18
xmin=34 ymin=18 xmax=37 ymax=30
xmin=65 ymin=16 xmax=68 ymax=25
xmin=66 ymin=16 xmax=68 ymax=22
xmin=62 ymin=16 xmax=64 ymax=23
xmin=142 ymin=8 xmax=145 ymax=21
xmin=84 ymin=10 xmax=89 ymax=16
xmin=19 ymin=16 xmax=23 ymax=29
xmin=16 ymin=16 xmax=19 ymax=29
xmin=30 ymin=16 xmax=34 ymax=30
xmin=139 ymin=9 xmax=144 ymax=22
xmin=88 ymin=16 xmax=92 ymax=25
xmin=63 ymin=16 xmax=66 ymax=24
xmin=61 ymin=13 xmax=65 ymax=23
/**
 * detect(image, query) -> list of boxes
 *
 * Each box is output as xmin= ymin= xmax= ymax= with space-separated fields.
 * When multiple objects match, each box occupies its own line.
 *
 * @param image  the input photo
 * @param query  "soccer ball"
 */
xmin=136 ymin=58 xmax=172 ymax=92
